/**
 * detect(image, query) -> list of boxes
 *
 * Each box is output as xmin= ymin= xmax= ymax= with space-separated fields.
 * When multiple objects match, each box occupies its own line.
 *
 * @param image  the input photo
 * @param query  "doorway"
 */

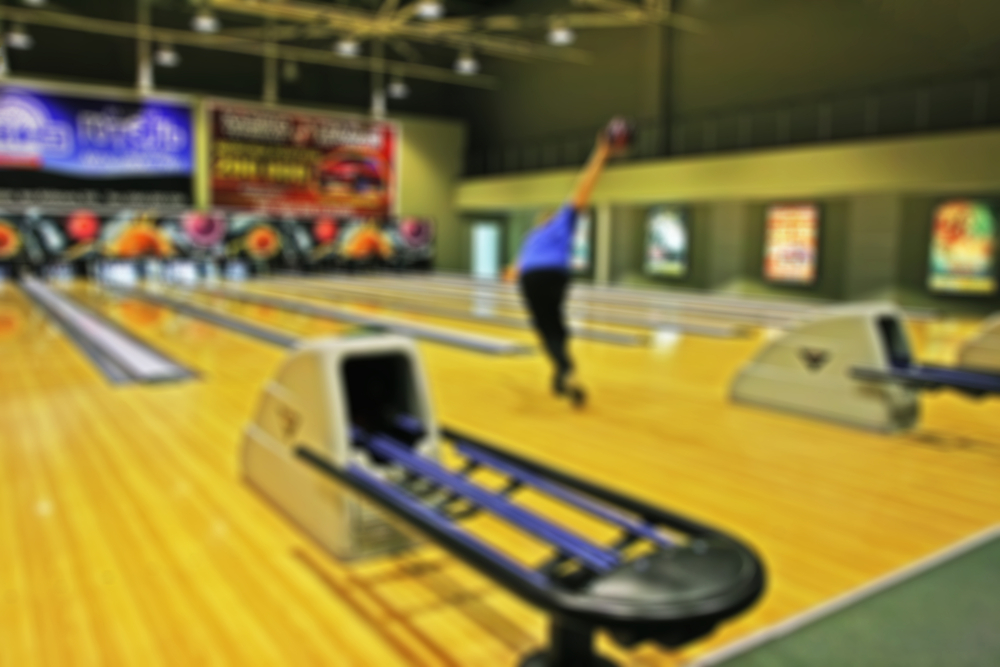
xmin=470 ymin=221 xmax=503 ymax=279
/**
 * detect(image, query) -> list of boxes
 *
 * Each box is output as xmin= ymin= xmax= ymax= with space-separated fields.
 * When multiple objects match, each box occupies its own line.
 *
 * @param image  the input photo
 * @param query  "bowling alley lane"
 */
xmin=65 ymin=283 xmax=292 ymax=382
xmin=0 ymin=281 xmax=642 ymax=667
xmin=244 ymin=276 xmax=677 ymax=341
xmin=1 ymin=284 xmax=424 ymax=667
xmin=128 ymin=279 xmax=1000 ymax=649
xmin=2 ymin=273 xmax=999 ymax=667
xmin=0 ymin=283 xmax=101 ymax=386
xmin=233 ymin=279 xmax=547 ymax=344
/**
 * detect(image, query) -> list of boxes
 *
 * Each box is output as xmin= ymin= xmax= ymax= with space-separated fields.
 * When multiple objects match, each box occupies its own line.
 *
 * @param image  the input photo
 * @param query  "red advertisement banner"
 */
xmin=210 ymin=104 xmax=396 ymax=217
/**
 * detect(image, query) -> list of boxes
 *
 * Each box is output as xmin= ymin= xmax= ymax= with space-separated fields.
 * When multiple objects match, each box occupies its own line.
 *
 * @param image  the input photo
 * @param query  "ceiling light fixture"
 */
xmin=547 ymin=22 xmax=575 ymax=46
xmin=192 ymin=8 xmax=220 ymax=33
xmin=21 ymin=0 xmax=48 ymax=7
xmin=416 ymin=0 xmax=445 ymax=21
xmin=335 ymin=36 xmax=361 ymax=58
xmin=387 ymin=76 xmax=409 ymax=99
xmin=454 ymin=48 xmax=479 ymax=75
xmin=6 ymin=24 xmax=34 ymax=51
xmin=154 ymin=43 xmax=180 ymax=67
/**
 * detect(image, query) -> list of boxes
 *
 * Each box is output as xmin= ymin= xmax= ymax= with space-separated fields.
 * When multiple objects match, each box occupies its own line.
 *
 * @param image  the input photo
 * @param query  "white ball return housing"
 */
xmin=732 ymin=303 xmax=1000 ymax=432
xmin=242 ymin=334 xmax=438 ymax=560
xmin=731 ymin=304 xmax=921 ymax=432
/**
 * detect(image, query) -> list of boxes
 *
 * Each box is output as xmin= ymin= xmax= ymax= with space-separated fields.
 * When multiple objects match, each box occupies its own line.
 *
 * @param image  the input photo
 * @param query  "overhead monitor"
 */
xmin=763 ymin=204 xmax=820 ymax=285
xmin=645 ymin=207 xmax=689 ymax=278
xmin=927 ymin=200 xmax=996 ymax=295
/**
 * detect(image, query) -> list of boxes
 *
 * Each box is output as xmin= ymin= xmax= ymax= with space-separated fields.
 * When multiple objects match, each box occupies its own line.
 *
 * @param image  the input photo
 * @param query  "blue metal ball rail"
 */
xmin=853 ymin=363 xmax=1000 ymax=397
xmin=295 ymin=418 xmax=765 ymax=667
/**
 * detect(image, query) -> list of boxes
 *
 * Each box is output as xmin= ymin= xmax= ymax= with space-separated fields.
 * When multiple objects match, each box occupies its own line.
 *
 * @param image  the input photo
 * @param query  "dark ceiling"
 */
xmin=4 ymin=0 xmax=999 ymax=149
xmin=2 ymin=0 xmax=527 ymax=116
xmin=8 ymin=0 xmax=519 ymax=27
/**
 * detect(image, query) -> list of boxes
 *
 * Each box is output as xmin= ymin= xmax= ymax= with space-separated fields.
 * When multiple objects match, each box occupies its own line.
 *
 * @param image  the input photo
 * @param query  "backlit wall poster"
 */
xmin=339 ymin=219 xmax=396 ymax=262
xmin=645 ymin=207 xmax=689 ymax=277
xmin=0 ymin=209 xmax=105 ymax=266
xmin=211 ymin=104 xmax=397 ymax=217
xmin=391 ymin=216 xmax=435 ymax=265
xmin=763 ymin=204 xmax=820 ymax=285
xmin=571 ymin=208 xmax=593 ymax=273
xmin=0 ymin=86 xmax=193 ymax=208
xmin=928 ymin=200 xmax=997 ymax=294
xmin=101 ymin=212 xmax=175 ymax=259
xmin=0 ymin=219 xmax=24 ymax=261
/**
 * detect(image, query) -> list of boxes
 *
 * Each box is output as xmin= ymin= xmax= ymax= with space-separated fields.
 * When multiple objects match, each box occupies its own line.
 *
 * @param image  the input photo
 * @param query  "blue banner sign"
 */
xmin=0 ymin=87 xmax=192 ymax=177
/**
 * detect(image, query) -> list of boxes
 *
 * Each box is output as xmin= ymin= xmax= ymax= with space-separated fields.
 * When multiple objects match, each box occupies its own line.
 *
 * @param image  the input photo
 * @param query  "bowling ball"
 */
xmin=314 ymin=218 xmax=339 ymax=244
xmin=605 ymin=116 xmax=635 ymax=151
xmin=67 ymin=210 xmax=101 ymax=242
xmin=398 ymin=217 xmax=432 ymax=249
xmin=182 ymin=212 xmax=227 ymax=248
xmin=0 ymin=221 xmax=23 ymax=259
xmin=245 ymin=225 xmax=282 ymax=260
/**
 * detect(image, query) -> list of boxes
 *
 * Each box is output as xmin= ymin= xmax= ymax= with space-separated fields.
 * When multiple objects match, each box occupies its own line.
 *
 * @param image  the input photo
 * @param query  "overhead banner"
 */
xmin=0 ymin=86 xmax=193 ymax=208
xmin=763 ymin=204 xmax=820 ymax=285
xmin=210 ymin=104 xmax=397 ymax=217
xmin=928 ymin=200 xmax=996 ymax=295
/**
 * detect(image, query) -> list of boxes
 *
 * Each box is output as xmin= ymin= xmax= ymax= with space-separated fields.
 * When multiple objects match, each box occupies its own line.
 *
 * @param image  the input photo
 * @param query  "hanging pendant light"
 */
xmin=416 ymin=0 xmax=445 ymax=20
xmin=454 ymin=48 xmax=479 ymax=75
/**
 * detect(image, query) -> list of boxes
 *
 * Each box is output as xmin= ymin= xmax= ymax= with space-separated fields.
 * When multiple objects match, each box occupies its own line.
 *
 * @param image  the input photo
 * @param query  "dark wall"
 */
xmin=460 ymin=0 xmax=1000 ymax=150
xmin=600 ymin=194 xmax=1000 ymax=315
xmin=611 ymin=199 xmax=850 ymax=301
xmin=675 ymin=0 xmax=1000 ymax=115
xmin=460 ymin=26 xmax=661 ymax=151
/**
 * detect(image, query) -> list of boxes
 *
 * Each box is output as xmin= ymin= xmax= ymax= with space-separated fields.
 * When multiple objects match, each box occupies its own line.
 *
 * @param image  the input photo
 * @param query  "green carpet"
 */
xmin=715 ymin=532 xmax=1000 ymax=667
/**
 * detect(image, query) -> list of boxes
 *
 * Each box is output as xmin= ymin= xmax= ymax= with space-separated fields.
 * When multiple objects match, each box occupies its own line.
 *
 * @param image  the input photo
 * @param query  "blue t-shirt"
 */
xmin=518 ymin=205 xmax=578 ymax=274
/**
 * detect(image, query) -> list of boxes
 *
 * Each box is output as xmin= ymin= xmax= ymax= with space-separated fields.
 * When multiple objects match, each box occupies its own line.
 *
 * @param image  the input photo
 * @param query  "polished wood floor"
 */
xmin=1 ymin=278 xmax=998 ymax=667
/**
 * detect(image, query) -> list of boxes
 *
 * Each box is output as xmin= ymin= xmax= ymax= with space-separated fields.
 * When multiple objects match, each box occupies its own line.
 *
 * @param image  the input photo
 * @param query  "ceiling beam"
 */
xmin=378 ymin=0 xmax=404 ymax=18
xmin=0 ymin=6 xmax=497 ymax=88
xmin=208 ymin=0 xmax=593 ymax=63
xmin=570 ymin=0 xmax=707 ymax=33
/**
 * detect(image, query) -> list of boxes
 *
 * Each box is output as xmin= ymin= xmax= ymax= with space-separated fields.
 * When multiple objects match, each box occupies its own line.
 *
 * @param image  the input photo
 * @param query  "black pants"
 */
xmin=519 ymin=269 xmax=573 ymax=379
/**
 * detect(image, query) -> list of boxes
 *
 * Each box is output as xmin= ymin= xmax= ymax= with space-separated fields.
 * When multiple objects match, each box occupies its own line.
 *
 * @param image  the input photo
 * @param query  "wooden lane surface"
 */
xmin=0 ymin=279 xmax=998 ymax=666
xmin=307 ymin=273 xmax=806 ymax=318
xmin=265 ymin=276 xmax=762 ymax=331
xmin=200 ymin=281 xmax=549 ymax=348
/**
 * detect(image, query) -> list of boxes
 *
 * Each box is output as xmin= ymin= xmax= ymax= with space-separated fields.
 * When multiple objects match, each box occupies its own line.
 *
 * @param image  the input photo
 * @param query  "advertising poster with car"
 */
xmin=210 ymin=103 xmax=396 ymax=218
